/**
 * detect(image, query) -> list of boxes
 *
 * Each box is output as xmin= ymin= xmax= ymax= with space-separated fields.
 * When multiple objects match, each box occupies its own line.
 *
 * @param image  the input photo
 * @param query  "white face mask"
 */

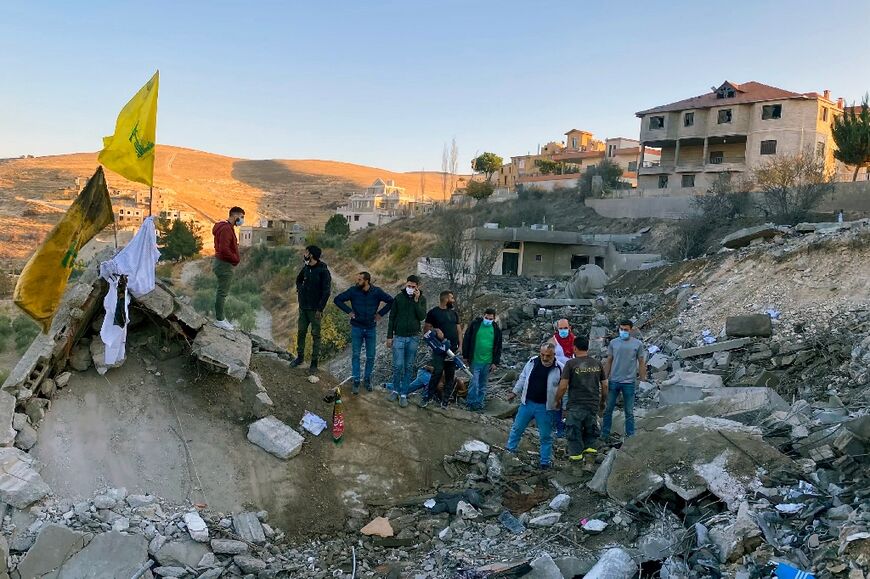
xmin=405 ymin=286 xmax=416 ymax=296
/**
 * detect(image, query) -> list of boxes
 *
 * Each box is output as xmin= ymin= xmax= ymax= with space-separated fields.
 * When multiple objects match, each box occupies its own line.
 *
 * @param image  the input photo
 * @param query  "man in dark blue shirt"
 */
xmin=334 ymin=271 xmax=394 ymax=394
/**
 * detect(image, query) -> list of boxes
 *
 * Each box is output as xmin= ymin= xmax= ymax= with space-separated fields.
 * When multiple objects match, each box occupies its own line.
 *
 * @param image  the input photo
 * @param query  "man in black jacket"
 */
xmin=291 ymin=245 xmax=331 ymax=372
xmin=333 ymin=271 xmax=393 ymax=394
xmin=462 ymin=308 xmax=503 ymax=411
xmin=386 ymin=275 xmax=427 ymax=407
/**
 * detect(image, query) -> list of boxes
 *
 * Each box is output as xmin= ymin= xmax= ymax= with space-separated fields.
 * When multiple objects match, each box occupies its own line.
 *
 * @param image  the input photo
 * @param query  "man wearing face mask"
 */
xmin=334 ymin=271 xmax=394 ymax=394
xmin=212 ymin=206 xmax=245 ymax=331
xmin=547 ymin=318 xmax=574 ymax=437
xmin=421 ymin=290 xmax=462 ymax=408
xmin=291 ymin=245 xmax=332 ymax=372
xmin=461 ymin=308 xmax=503 ymax=411
xmin=386 ymin=275 xmax=427 ymax=407
xmin=601 ymin=319 xmax=647 ymax=441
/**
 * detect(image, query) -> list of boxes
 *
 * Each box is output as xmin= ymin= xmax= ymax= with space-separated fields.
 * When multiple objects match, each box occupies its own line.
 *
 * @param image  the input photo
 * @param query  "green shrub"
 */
xmin=351 ymin=236 xmax=380 ymax=262
xmin=390 ymin=242 xmax=411 ymax=263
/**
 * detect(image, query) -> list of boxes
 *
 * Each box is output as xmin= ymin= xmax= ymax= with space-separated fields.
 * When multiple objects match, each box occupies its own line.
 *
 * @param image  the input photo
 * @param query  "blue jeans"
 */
xmin=351 ymin=325 xmax=377 ymax=383
xmin=506 ymin=401 xmax=554 ymax=466
xmin=391 ymin=336 xmax=419 ymax=395
xmin=466 ymin=362 xmax=491 ymax=409
xmin=602 ymin=381 xmax=636 ymax=438
xmin=550 ymin=409 xmax=566 ymax=438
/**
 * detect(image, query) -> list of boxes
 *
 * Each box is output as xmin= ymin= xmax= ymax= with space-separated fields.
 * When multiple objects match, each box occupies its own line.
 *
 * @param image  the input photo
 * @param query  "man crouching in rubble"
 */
xmin=505 ymin=343 xmax=563 ymax=470
xmin=554 ymin=336 xmax=607 ymax=461
xmin=601 ymin=319 xmax=646 ymax=441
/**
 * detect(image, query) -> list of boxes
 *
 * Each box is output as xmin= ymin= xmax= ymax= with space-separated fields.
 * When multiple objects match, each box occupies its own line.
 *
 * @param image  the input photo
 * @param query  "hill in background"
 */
xmin=0 ymin=145 xmax=462 ymax=265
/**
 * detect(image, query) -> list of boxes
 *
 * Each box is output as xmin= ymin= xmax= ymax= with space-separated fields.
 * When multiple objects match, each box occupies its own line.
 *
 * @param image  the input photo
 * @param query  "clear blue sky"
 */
xmin=2 ymin=0 xmax=868 ymax=172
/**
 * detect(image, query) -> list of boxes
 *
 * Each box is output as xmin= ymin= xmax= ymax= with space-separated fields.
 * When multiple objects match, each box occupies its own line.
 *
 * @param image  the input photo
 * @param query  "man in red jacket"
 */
xmin=212 ymin=206 xmax=245 ymax=330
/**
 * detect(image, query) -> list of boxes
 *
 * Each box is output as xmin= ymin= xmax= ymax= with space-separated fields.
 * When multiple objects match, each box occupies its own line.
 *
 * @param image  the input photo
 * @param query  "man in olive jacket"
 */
xmin=386 ymin=275 xmax=427 ymax=407
xmin=291 ymin=245 xmax=331 ymax=372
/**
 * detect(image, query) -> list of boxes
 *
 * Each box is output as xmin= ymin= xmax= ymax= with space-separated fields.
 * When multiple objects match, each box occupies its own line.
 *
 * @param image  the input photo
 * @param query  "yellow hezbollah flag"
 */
xmin=98 ymin=71 xmax=159 ymax=186
xmin=14 ymin=167 xmax=114 ymax=332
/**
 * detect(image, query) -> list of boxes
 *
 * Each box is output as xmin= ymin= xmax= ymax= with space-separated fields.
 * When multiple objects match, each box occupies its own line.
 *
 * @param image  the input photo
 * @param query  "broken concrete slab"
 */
xmin=134 ymin=284 xmax=175 ymax=318
xmin=659 ymin=372 xmax=725 ymax=405
xmin=676 ymin=338 xmax=752 ymax=359
xmin=607 ymin=415 xmax=794 ymax=509
xmin=0 ymin=448 xmax=51 ymax=508
xmin=233 ymin=512 xmax=266 ymax=545
xmin=584 ymin=548 xmax=636 ymax=579
xmin=247 ymin=415 xmax=304 ymax=460
xmin=14 ymin=523 xmax=88 ymax=578
xmin=14 ymin=423 xmax=38 ymax=451
xmin=171 ymin=300 xmax=207 ymax=331
xmin=726 ymin=314 xmax=773 ymax=338
xmin=525 ymin=553 xmax=564 ymax=579
xmin=554 ymin=555 xmax=597 ymax=578
xmin=183 ymin=511 xmax=209 ymax=543
xmin=708 ymin=501 xmax=762 ymax=563
xmin=720 ymin=223 xmax=778 ymax=249
xmin=643 ymin=387 xmax=788 ymax=431
xmin=153 ymin=538 xmax=210 ymax=568
xmin=191 ymin=323 xmax=252 ymax=380
xmin=240 ymin=371 xmax=274 ymax=419
xmin=55 ymin=530 xmax=148 ymax=578
xmin=648 ymin=352 xmax=670 ymax=373
xmin=533 ymin=298 xmax=593 ymax=307
xmin=587 ymin=449 xmax=617 ymax=495
xmin=210 ymin=538 xmax=248 ymax=555
xmin=0 ymin=390 xmax=17 ymax=447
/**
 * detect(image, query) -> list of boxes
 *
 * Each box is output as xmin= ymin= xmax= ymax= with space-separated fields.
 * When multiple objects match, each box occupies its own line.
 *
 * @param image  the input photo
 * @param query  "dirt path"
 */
xmin=253 ymin=307 xmax=273 ymax=341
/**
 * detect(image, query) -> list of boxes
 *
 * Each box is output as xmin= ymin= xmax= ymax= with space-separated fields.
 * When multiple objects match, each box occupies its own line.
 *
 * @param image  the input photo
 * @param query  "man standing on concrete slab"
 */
xmin=334 ymin=271 xmax=394 ymax=395
xmin=421 ymin=290 xmax=462 ymax=408
xmin=555 ymin=336 xmax=607 ymax=461
xmin=506 ymin=343 xmax=563 ymax=470
xmin=212 ymin=206 xmax=245 ymax=331
xmin=462 ymin=308 xmax=503 ymax=411
xmin=386 ymin=275 xmax=427 ymax=407
xmin=602 ymin=320 xmax=647 ymax=441
xmin=548 ymin=318 xmax=574 ymax=437
xmin=291 ymin=245 xmax=331 ymax=373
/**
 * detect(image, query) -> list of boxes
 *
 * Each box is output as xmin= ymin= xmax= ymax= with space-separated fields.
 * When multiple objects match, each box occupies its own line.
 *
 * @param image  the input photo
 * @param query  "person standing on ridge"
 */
xmin=291 ymin=245 xmax=332 ymax=373
xmin=212 ymin=206 xmax=245 ymax=331
xmin=601 ymin=319 xmax=647 ymax=441
xmin=334 ymin=271 xmax=394 ymax=394
xmin=462 ymin=307 xmax=503 ymax=411
xmin=386 ymin=275 xmax=427 ymax=407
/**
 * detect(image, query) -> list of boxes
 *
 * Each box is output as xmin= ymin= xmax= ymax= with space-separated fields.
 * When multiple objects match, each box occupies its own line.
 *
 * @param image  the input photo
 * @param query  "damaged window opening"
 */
xmin=761 ymin=140 xmax=777 ymax=155
xmin=684 ymin=112 xmax=694 ymax=127
xmin=762 ymin=104 xmax=782 ymax=120
xmin=649 ymin=116 xmax=665 ymax=130
xmin=717 ymin=109 xmax=732 ymax=124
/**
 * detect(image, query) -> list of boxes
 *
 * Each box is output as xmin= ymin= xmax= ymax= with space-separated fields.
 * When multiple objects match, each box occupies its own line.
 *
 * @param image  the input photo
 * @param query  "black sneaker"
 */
xmin=352 ymin=381 xmax=360 ymax=395
xmin=419 ymin=397 xmax=430 ymax=408
xmin=289 ymin=357 xmax=304 ymax=368
xmin=364 ymin=380 xmax=373 ymax=392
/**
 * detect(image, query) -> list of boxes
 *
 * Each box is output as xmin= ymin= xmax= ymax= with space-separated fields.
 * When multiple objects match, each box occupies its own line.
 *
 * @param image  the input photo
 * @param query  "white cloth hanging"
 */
xmin=99 ymin=217 xmax=161 ymax=369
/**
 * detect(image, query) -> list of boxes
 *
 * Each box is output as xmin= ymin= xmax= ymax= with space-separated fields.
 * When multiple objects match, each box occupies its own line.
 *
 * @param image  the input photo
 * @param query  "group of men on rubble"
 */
xmin=213 ymin=206 xmax=647 ymax=469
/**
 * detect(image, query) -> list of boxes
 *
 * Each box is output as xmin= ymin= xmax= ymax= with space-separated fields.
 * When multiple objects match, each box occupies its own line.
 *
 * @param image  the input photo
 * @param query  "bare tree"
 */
xmin=441 ymin=143 xmax=449 ymax=202
xmin=752 ymin=153 xmax=834 ymax=224
xmin=448 ymin=138 xmax=459 ymax=197
xmin=435 ymin=213 xmax=500 ymax=322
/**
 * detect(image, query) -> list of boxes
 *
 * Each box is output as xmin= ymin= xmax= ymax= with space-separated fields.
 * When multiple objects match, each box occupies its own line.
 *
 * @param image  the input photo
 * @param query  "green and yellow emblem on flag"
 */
xmin=14 ymin=167 xmax=115 ymax=332
xmin=98 ymin=71 xmax=159 ymax=186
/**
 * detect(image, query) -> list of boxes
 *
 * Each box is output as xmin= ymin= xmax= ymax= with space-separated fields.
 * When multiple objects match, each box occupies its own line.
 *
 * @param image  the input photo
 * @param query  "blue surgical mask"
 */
xmin=482 ymin=318 xmax=493 ymax=326
xmin=235 ymin=217 xmax=244 ymax=226
xmin=558 ymin=329 xmax=570 ymax=339
xmin=619 ymin=329 xmax=630 ymax=340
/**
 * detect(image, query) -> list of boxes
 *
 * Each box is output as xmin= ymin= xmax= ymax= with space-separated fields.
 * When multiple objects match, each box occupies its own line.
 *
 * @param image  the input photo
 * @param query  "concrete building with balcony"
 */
xmin=496 ymin=130 xmax=659 ymax=191
xmin=336 ymin=178 xmax=432 ymax=232
xmin=239 ymin=218 xmax=306 ymax=248
xmin=635 ymin=81 xmax=843 ymax=192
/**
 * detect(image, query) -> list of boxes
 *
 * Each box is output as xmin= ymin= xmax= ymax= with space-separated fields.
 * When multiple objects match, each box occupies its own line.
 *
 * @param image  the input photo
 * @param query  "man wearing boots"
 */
xmin=291 ymin=245 xmax=331 ymax=373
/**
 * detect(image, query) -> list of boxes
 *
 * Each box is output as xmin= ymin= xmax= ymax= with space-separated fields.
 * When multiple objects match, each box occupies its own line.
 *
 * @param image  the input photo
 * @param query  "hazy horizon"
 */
xmin=2 ymin=0 xmax=868 ymax=172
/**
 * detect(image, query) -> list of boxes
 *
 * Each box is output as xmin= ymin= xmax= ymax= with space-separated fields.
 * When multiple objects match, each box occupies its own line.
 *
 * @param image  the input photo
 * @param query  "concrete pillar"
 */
xmin=702 ymin=137 xmax=709 ymax=167
xmin=674 ymin=140 xmax=681 ymax=168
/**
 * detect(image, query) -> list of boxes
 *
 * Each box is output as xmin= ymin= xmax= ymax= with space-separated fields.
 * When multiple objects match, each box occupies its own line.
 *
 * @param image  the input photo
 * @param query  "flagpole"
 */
xmin=149 ymin=186 xmax=153 ymax=217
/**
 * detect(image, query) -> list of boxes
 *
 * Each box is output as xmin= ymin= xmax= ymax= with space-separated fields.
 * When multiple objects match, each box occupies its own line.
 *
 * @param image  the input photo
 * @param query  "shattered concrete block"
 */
xmin=233 ymin=511 xmax=266 ymax=545
xmin=134 ymin=285 xmax=175 ymax=318
xmin=183 ymin=511 xmax=209 ymax=543
xmin=648 ymin=353 xmax=670 ymax=373
xmin=712 ymin=351 xmax=731 ymax=368
xmin=641 ymin=388 xmax=787 ymax=432
xmin=555 ymin=556 xmax=597 ymax=578
xmin=191 ymin=324 xmax=252 ymax=380
xmin=210 ymin=538 xmax=248 ymax=555
xmin=14 ymin=423 xmax=38 ymax=451
xmin=11 ymin=413 xmax=28 ymax=432
xmin=720 ymin=223 xmax=779 ymax=249
xmin=726 ymin=315 xmax=773 ymax=338
xmin=0 ymin=390 xmax=17 ymax=447
xmin=549 ymin=493 xmax=571 ymax=511
xmin=247 ymin=416 xmax=304 ymax=460
xmin=49 ymin=530 xmax=148 ymax=578
xmin=172 ymin=300 xmax=207 ymax=331
xmin=234 ymin=555 xmax=267 ymax=574
xmin=676 ymin=338 xmax=752 ymax=359
xmin=54 ymin=371 xmax=71 ymax=389
xmin=14 ymin=523 xmax=88 ymax=578
xmin=0 ymin=448 xmax=51 ymax=508
xmin=587 ymin=449 xmax=617 ymax=495
xmin=529 ymin=512 xmax=561 ymax=527
xmin=525 ymin=553 xmax=564 ymax=579
xmin=659 ymin=372 xmax=724 ymax=405
xmin=1 ymin=333 xmax=54 ymax=393
xmin=584 ymin=548 xmax=636 ymax=579
xmin=361 ymin=516 xmax=394 ymax=538
xmin=24 ymin=398 xmax=49 ymax=426
xmin=708 ymin=502 xmax=762 ymax=562
xmin=153 ymin=539 xmax=211 ymax=568
xmin=241 ymin=371 xmax=273 ymax=418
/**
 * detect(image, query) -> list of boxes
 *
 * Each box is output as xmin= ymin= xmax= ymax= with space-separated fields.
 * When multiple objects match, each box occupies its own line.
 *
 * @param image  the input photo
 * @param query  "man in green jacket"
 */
xmin=386 ymin=275 xmax=427 ymax=407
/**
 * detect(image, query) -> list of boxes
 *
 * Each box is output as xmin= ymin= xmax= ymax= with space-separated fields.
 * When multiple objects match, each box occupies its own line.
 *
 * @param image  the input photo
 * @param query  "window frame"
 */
xmin=681 ymin=174 xmax=696 ymax=188
xmin=649 ymin=116 xmax=665 ymax=130
xmin=761 ymin=104 xmax=782 ymax=120
xmin=709 ymin=151 xmax=724 ymax=164
xmin=717 ymin=109 xmax=733 ymax=124
xmin=760 ymin=140 xmax=777 ymax=155
xmin=657 ymin=175 xmax=669 ymax=189
xmin=684 ymin=112 xmax=694 ymax=127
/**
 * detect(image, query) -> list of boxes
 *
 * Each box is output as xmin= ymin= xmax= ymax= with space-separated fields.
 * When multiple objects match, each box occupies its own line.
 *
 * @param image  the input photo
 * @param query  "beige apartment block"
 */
xmin=635 ymin=81 xmax=844 ymax=192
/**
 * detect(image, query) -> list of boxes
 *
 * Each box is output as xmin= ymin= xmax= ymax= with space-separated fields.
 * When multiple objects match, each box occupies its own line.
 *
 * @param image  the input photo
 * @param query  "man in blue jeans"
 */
xmin=386 ymin=275 xmax=427 ymax=407
xmin=462 ymin=307 xmax=503 ymax=411
xmin=505 ymin=343 xmax=564 ymax=470
xmin=334 ymin=272 xmax=394 ymax=394
xmin=601 ymin=320 xmax=647 ymax=441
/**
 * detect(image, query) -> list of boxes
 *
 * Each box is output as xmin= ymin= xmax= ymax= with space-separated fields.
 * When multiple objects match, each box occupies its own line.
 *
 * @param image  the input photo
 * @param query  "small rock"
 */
xmin=360 ymin=516 xmax=394 ymax=538
xmin=307 ymin=375 xmax=320 ymax=383
xmin=184 ymin=511 xmax=209 ymax=542
xmin=582 ymin=519 xmax=608 ymax=533
xmin=247 ymin=416 xmax=304 ymax=460
xmin=529 ymin=512 xmax=561 ymax=528
xmin=154 ymin=567 xmax=187 ymax=578
xmin=483 ymin=524 xmax=501 ymax=538
xmin=549 ymin=493 xmax=571 ymax=511
xmin=55 ymin=371 xmax=72 ymax=388
xmin=438 ymin=527 xmax=452 ymax=541
xmin=234 ymin=554 xmax=267 ymax=573
xmin=12 ymin=413 xmax=29 ymax=431
xmin=93 ymin=495 xmax=117 ymax=510
xmin=112 ymin=517 xmax=130 ymax=532
xmin=14 ymin=424 xmax=38 ymax=451
xmin=211 ymin=538 xmax=249 ymax=555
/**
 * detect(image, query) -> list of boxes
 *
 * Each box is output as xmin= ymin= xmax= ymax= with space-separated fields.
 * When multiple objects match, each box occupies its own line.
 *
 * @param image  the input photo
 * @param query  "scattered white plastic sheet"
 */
xmin=462 ymin=440 xmax=490 ymax=453
xmin=701 ymin=329 xmax=717 ymax=344
xmin=423 ymin=498 xmax=437 ymax=509
xmin=299 ymin=411 xmax=327 ymax=436
xmin=647 ymin=345 xmax=661 ymax=355
xmin=775 ymin=503 xmax=803 ymax=514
